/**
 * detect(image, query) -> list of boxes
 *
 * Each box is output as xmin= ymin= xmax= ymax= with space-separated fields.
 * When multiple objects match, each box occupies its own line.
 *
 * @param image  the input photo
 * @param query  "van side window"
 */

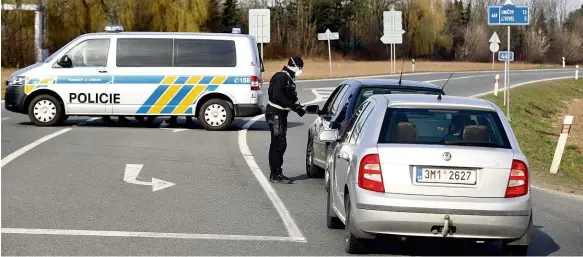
xmin=117 ymin=38 xmax=172 ymax=67
xmin=62 ymin=39 xmax=110 ymax=67
xmin=174 ymin=39 xmax=236 ymax=67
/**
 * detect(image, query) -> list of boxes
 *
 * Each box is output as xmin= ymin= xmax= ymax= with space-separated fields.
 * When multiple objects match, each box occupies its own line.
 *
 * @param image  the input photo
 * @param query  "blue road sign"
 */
xmin=498 ymin=51 xmax=514 ymax=61
xmin=488 ymin=2 xmax=529 ymax=26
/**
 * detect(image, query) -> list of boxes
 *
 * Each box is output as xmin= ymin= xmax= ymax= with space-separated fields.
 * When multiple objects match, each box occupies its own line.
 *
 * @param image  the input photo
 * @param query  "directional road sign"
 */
xmin=318 ymin=29 xmax=339 ymax=41
xmin=249 ymin=9 xmax=270 ymax=43
xmin=489 ymin=31 xmax=500 ymax=43
xmin=498 ymin=51 xmax=514 ymax=62
xmin=489 ymin=43 xmax=500 ymax=53
xmin=381 ymin=10 xmax=404 ymax=44
xmin=488 ymin=0 xmax=529 ymax=26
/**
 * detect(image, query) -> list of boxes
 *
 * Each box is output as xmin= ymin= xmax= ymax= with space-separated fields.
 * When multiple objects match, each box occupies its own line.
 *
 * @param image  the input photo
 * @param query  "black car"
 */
xmin=304 ymin=78 xmax=445 ymax=179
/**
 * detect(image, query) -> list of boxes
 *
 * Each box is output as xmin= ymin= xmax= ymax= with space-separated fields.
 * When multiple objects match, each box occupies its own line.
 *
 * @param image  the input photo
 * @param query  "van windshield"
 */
xmin=378 ymin=108 xmax=511 ymax=149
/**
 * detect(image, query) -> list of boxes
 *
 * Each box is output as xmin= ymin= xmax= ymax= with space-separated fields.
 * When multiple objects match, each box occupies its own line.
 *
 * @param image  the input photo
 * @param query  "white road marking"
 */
xmin=470 ymin=76 xmax=574 ymax=98
xmin=160 ymin=128 xmax=190 ymax=132
xmin=2 ymin=117 xmax=10 ymax=121
xmin=1 ymin=228 xmax=307 ymax=242
xmin=425 ymin=71 xmax=573 ymax=83
xmin=1 ymin=128 xmax=72 ymax=168
xmin=124 ymin=164 xmax=175 ymax=192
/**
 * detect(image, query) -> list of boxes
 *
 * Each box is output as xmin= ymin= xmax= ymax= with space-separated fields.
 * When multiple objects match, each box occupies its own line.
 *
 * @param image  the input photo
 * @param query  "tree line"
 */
xmin=2 ymin=0 xmax=583 ymax=68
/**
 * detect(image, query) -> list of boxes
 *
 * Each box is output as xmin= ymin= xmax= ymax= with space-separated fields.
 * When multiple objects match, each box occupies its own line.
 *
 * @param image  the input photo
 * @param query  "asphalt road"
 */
xmin=2 ymin=68 xmax=582 ymax=255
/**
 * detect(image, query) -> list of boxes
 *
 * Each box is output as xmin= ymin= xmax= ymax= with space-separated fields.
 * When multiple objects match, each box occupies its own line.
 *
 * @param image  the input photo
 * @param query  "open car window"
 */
xmin=378 ymin=108 xmax=511 ymax=149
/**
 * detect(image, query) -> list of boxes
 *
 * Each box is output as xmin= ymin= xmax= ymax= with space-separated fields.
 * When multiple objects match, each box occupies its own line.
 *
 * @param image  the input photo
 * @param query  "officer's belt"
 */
xmin=268 ymin=101 xmax=291 ymax=111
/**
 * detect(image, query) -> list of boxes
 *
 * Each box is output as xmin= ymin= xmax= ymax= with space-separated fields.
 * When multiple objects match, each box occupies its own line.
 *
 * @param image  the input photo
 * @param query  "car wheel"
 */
xmin=198 ymin=99 xmax=233 ymax=131
xmin=306 ymin=138 xmax=325 ymax=178
xmin=326 ymin=187 xmax=344 ymax=229
xmin=28 ymin=94 xmax=65 ymax=126
xmin=344 ymin=195 xmax=366 ymax=254
xmin=502 ymin=245 xmax=528 ymax=256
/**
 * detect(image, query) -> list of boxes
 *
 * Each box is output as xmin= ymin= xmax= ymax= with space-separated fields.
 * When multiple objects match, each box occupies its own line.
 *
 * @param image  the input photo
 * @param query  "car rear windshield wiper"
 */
xmin=441 ymin=141 xmax=501 ymax=147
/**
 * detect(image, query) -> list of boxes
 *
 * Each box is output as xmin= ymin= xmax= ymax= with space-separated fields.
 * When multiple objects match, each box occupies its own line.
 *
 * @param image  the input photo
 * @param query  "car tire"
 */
xmin=28 ymin=94 xmax=65 ymax=126
xmin=326 ymin=187 xmax=344 ymax=229
xmin=198 ymin=99 xmax=233 ymax=131
xmin=502 ymin=245 xmax=528 ymax=256
xmin=344 ymin=195 xmax=366 ymax=254
xmin=306 ymin=138 xmax=325 ymax=178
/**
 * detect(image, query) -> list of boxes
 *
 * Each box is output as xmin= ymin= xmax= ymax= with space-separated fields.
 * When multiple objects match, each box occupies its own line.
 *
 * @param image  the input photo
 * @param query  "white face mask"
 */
xmin=289 ymin=57 xmax=303 ymax=77
xmin=295 ymin=69 xmax=303 ymax=77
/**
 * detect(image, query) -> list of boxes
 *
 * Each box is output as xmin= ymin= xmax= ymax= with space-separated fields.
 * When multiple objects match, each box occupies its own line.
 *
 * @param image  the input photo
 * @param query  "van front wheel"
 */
xmin=198 ymin=99 xmax=233 ymax=131
xmin=28 ymin=94 xmax=65 ymax=126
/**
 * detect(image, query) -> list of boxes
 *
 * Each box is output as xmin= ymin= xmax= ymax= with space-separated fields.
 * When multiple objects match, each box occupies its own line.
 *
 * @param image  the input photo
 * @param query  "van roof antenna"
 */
xmin=437 ymin=73 xmax=454 ymax=101
xmin=397 ymin=57 xmax=406 ymax=85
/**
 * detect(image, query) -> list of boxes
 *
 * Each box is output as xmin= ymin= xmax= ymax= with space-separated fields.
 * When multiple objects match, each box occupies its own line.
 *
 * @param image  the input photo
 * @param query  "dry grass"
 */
xmin=1 ymin=60 xmax=558 ymax=96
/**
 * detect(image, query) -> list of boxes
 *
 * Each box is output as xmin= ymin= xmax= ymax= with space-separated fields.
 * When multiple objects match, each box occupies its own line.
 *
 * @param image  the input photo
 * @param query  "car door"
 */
xmin=334 ymin=101 xmax=374 ymax=214
xmin=107 ymin=36 xmax=174 ymax=115
xmin=314 ymin=84 xmax=350 ymax=165
xmin=50 ymin=37 xmax=112 ymax=114
xmin=313 ymin=83 xmax=351 ymax=166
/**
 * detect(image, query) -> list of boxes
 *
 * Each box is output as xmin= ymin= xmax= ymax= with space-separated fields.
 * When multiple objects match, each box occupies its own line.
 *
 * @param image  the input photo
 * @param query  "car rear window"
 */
xmin=354 ymin=87 xmax=440 ymax=111
xmin=378 ymin=108 xmax=511 ymax=149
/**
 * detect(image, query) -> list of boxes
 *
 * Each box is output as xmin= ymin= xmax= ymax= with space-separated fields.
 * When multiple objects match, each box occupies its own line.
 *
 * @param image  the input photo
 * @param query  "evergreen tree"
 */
xmin=222 ymin=0 xmax=240 ymax=32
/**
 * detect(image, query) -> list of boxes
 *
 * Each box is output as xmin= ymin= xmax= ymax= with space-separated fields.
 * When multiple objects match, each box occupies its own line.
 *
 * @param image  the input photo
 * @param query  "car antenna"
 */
xmin=437 ymin=73 xmax=454 ymax=101
xmin=397 ymin=57 xmax=406 ymax=85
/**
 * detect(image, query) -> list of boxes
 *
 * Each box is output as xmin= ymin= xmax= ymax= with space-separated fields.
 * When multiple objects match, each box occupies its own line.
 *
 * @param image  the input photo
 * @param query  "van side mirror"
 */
xmin=305 ymin=104 xmax=320 ymax=114
xmin=319 ymin=129 xmax=339 ymax=142
xmin=57 ymin=55 xmax=72 ymax=68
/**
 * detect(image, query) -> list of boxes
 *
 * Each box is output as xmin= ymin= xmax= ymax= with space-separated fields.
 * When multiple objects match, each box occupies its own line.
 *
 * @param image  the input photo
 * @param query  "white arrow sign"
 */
xmin=489 ymin=32 xmax=500 ymax=43
xmin=124 ymin=164 xmax=175 ymax=192
xmin=317 ymin=29 xmax=339 ymax=41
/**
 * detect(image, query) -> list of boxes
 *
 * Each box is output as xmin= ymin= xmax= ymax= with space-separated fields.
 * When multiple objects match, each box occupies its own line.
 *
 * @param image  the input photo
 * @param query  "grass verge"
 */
xmin=481 ymin=79 xmax=583 ymax=194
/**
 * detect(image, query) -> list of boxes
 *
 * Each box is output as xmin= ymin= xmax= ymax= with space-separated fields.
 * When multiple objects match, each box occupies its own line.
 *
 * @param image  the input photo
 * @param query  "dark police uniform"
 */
xmin=265 ymin=58 xmax=306 ymax=184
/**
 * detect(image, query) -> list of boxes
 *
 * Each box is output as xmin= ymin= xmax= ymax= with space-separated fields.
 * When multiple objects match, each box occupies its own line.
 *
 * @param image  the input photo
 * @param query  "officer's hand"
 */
xmin=294 ymin=105 xmax=306 ymax=117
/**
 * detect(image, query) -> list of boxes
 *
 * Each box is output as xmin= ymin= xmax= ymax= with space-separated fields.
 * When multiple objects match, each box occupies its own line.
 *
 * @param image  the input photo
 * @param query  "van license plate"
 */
xmin=415 ymin=168 xmax=477 ymax=185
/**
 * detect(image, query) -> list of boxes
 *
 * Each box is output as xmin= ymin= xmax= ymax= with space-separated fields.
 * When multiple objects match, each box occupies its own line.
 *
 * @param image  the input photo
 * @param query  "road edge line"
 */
xmin=1 ymin=228 xmax=307 ymax=242
xmin=238 ymin=115 xmax=306 ymax=241
xmin=470 ymin=76 xmax=574 ymax=98
xmin=1 ymin=128 xmax=72 ymax=168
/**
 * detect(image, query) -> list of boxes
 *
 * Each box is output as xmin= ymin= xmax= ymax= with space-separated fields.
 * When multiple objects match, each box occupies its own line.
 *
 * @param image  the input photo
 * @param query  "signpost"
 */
xmin=318 ymin=29 xmax=339 ymax=78
xmin=381 ymin=7 xmax=405 ymax=74
xmin=489 ymin=32 xmax=500 ymax=69
xmin=248 ymin=9 xmax=270 ymax=64
xmin=1 ymin=3 xmax=46 ymax=62
xmin=488 ymin=0 xmax=529 ymax=120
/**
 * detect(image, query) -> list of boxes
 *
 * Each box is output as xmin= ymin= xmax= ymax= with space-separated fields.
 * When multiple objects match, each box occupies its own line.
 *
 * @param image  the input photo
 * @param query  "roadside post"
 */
xmin=498 ymin=51 xmax=514 ymax=105
xmin=381 ymin=7 xmax=405 ymax=74
xmin=562 ymin=57 xmax=566 ymax=68
xmin=317 ymin=29 xmax=339 ymax=79
xmin=494 ymin=74 xmax=500 ymax=96
xmin=1 ymin=3 xmax=47 ymax=62
xmin=489 ymin=32 xmax=500 ymax=70
xmin=576 ymin=65 xmax=579 ymax=80
xmin=488 ymin=0 xmax=530 ymax=121
xmin=412 ymin=59 xmax=416 ymax=73
xmin=248 ymin=9 xmax=270 ymax=65
xmin=550 ymin=115 xmax=574 ymax=174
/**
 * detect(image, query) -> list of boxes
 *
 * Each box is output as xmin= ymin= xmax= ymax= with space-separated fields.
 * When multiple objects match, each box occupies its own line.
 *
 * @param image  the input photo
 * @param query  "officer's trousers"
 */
xmin=265 ymin=111 xmax=288 ymax=176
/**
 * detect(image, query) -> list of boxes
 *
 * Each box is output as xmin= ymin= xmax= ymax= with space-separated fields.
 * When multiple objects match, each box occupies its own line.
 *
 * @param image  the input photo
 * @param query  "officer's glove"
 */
xmin=294 ymin=105 xmax=306 ymax=117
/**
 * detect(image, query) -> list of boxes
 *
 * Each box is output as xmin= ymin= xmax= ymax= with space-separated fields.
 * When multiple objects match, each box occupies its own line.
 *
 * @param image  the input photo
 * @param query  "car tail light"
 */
xmin=505 ymin=160 xmax=529 ymax=198
xmin=358 ymin=154 xmax=385 ymax=193
xmin=251 ymin=76 xmax=260 ymax=91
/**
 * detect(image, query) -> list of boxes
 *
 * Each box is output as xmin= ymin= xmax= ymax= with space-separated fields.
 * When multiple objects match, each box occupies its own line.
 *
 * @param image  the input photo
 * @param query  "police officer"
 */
xmin=265 ymin=56 xmax=306 ymax=184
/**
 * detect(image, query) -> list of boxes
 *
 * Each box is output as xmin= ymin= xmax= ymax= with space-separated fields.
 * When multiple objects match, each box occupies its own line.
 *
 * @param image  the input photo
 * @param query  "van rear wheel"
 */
xmin=198 ymin=99 xmax=233 ymax=131
xmin=28 ymin=94 xmax=65 ymax=126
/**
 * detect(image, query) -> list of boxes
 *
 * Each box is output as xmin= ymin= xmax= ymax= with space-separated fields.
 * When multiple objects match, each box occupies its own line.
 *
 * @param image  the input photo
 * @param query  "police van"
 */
xmin=4 ymin=25 xmax=264 ymax=131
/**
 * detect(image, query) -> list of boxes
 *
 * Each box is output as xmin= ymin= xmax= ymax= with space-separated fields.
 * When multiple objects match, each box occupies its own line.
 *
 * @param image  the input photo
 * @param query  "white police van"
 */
xmin=4 ymin=25 xmax=264 ymax=131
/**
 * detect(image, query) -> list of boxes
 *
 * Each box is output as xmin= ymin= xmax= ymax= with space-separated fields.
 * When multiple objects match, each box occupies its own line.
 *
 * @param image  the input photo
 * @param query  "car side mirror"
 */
xmin=57 ymin=55 xmax=72 ymax=68
xmin=305 ymin=104 xmax=320 ymax=114
xmin=319 ymin=129 xmax=339 ymax=142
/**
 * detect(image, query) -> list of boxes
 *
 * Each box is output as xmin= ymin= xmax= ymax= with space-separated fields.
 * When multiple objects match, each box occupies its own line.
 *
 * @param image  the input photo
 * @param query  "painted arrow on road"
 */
xmin=124 ymin=164 xmax=175 ymax=192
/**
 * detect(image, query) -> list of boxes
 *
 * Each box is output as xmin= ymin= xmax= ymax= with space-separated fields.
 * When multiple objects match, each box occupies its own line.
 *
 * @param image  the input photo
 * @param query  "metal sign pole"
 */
xmin=327 ymin=35 xmax=332 ymax=78
xmin=507 ymin=25 xmax=511 ymax=121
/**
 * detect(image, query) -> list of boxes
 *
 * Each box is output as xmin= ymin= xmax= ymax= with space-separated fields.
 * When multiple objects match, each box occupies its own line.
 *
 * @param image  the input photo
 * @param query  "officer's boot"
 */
xmin=270 ymin=168 xmax=294 ymax=184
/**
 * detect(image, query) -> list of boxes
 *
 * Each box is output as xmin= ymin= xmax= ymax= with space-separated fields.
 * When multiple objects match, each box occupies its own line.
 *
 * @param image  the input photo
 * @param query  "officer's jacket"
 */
xmin=267 ymin=66 xmax=300 ymax=110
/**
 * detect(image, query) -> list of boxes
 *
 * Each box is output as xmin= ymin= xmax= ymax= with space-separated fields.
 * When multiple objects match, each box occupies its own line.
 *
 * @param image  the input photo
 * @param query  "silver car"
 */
xmin=321 ymin=94 xmax=532 ymax=255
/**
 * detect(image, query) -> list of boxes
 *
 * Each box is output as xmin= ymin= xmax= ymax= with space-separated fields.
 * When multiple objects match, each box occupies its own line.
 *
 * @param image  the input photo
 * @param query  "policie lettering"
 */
xmin=69 ymin=93 xmax=121 ymax=104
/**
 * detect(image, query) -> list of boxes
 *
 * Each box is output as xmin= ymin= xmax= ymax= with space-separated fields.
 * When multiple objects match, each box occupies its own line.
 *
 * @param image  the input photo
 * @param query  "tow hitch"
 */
xmin=431 ymin=215 xmax=456 ymax=237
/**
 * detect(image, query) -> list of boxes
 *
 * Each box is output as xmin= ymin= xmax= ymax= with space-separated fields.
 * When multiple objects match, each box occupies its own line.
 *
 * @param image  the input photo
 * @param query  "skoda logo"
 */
xmin=443 ymin=152 xmax=452 ymax=161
